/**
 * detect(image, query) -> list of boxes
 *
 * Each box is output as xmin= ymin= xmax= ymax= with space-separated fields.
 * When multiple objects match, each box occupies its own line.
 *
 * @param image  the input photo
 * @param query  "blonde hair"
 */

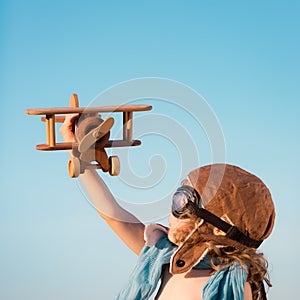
xmin=171 ymin=216 xmax=271 ymax=300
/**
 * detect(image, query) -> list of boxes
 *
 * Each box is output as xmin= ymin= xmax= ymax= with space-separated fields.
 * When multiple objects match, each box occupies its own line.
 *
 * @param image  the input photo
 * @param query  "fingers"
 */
xmin=60 ymin=113 xmax=79 ymax=142
xmin=64 ymin=113 xmax=79 ymax=125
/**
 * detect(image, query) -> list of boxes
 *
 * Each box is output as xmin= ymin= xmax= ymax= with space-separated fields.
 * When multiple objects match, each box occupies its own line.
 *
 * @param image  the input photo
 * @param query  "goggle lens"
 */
xmin=172 ymin=192 xmax=189 ymax=213
xmin=172 ymin=185 xmax=201 ymax=218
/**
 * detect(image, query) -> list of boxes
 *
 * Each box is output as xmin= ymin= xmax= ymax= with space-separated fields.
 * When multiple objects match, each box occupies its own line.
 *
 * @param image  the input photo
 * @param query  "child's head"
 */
xmin=171 ymin=164 xmax=275 ymax=244
xmin=169 ymin=164 xmax=275 ymax=273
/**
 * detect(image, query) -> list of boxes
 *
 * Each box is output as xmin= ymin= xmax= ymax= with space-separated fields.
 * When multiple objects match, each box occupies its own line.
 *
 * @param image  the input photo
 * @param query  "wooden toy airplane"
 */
xmin=25 ymin=94 xmax=152 ymax=178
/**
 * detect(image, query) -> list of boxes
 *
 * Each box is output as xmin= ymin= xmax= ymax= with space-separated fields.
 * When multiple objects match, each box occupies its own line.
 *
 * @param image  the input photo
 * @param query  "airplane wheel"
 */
xmin=109 ymin=156 xmax=120 ymax=176
xmin=68 ymin=157 xmax=81 ymax=178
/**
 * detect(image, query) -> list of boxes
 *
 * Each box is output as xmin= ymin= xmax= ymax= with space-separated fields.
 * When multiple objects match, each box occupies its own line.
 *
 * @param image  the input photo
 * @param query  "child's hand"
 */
xmin=59 ymin=113 xmax=79 ymax=142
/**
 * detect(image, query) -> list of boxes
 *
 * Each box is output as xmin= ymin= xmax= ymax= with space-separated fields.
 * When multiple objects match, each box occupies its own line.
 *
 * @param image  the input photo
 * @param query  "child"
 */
xmin=60 ymin=115 xmax=275 ymax=300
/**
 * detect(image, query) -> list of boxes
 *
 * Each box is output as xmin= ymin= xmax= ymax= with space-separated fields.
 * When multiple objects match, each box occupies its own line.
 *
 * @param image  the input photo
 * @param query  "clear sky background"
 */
xmin=1 ymin=0 xmax=299 ymax=299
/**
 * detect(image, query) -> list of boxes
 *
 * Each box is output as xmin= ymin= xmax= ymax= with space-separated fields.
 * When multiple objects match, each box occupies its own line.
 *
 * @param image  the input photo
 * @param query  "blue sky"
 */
xmin=1 ymin=1 xmax=299 ymax=299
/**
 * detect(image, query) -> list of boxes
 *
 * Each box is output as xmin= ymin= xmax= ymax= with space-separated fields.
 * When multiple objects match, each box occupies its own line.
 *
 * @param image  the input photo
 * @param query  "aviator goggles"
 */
xmin=172 ymin=185 xmax=203 ymax=218
xmin=171 ymin=184 xmax=262 ymax=249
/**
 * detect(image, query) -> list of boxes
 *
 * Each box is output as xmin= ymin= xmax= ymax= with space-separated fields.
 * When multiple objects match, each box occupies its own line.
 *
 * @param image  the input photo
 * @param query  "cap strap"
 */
xmin=196 ymin=207 xmax=262 ymax=249
xmin=226 ymin=226 xmax=262 ymax=249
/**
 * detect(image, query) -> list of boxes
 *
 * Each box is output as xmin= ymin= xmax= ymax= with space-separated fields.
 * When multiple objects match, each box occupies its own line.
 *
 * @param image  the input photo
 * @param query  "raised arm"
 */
xmin=80 ymin=170 xmax=145 ymax=254
xmin=60 ymin=114 xmax=145 ymax=255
